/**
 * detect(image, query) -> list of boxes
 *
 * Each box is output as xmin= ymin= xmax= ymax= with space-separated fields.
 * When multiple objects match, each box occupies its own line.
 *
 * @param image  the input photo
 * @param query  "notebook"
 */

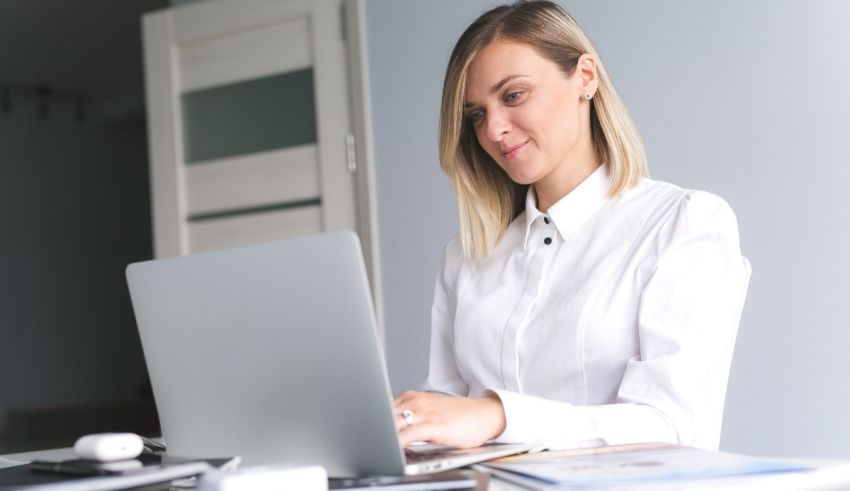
xmin=125 ymin=231 xmax=534 ymax=477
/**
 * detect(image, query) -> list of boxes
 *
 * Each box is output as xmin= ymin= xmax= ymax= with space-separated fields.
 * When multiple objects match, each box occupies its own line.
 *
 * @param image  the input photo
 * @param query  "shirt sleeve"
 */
xmin=420 ymin=237 xmax=469 ymax=396
xmin=490 ymin=191 xmax=751 ymax=450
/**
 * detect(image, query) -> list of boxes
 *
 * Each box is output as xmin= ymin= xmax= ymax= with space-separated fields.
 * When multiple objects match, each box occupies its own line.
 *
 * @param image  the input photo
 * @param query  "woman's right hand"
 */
xmin=392 ymin=390 xmax=506 ymax=448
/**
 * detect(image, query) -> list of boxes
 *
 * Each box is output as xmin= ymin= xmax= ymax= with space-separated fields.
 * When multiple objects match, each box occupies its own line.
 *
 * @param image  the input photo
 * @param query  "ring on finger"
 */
xmin=402 ymin=409 xmax=415 ymax=427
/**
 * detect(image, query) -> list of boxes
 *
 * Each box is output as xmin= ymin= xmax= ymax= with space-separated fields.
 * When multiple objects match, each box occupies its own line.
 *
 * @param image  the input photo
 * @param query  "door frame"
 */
xmin=343 ymin=0 xmax=384 ymax=336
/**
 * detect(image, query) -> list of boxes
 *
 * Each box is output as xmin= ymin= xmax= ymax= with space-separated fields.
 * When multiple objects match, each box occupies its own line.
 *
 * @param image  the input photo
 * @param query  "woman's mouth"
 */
xmin=501 ymin=140 xmax=528 ymax=160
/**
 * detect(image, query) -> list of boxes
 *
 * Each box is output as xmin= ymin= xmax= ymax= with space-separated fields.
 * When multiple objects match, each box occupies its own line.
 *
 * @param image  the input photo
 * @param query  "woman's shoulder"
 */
xmin=438 ymin=234 xmax=465 ymax=277
xmin=623 ymin=177 xmax=741 ymax=243
xmin=443 ymin=234 xmax=464 ymax=262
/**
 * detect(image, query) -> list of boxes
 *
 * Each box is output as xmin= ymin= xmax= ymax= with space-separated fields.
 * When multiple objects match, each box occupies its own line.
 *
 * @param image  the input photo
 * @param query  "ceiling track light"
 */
xmin=0 ymin=83 xmax=88 ymax=121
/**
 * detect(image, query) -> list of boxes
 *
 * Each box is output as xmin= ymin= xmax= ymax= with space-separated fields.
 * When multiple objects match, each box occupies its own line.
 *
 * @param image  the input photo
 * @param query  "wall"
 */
xmin=0 ymin=98 xmax=154 ymax=449
xmin=365 ymin=0 xmax=850 ymax=458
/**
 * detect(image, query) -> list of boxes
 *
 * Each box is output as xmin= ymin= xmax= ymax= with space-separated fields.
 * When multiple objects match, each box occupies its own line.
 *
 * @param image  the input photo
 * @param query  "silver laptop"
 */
xmin=126 ymin=231 xmax=533 ymax=477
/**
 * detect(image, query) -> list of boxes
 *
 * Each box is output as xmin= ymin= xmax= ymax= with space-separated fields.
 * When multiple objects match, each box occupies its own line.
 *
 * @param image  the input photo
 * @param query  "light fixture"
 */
xmin=0 ymin=84 xmax=88 ymax=120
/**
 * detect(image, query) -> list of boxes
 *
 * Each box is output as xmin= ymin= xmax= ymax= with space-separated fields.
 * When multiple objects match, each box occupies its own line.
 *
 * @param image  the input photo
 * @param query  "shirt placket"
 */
xmin=500 ymin=216 xmax=556 ymax=392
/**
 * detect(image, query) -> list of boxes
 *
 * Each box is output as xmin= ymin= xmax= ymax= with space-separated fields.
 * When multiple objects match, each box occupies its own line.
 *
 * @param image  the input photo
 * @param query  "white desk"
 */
xmin=5 ymin=447 xmax=850 ymax=491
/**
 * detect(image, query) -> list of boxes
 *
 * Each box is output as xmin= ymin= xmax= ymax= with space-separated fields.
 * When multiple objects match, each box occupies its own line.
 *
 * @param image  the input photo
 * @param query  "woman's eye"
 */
xmin=466 ymin=110 xmax=485 ymax=124
xmin=504 ymin=91 xmax=524 ymax=104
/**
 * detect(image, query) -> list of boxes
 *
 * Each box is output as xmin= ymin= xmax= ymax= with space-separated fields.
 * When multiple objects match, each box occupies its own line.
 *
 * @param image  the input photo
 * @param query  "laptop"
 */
xmin=125 ymin=231 xmax=534 ymax=477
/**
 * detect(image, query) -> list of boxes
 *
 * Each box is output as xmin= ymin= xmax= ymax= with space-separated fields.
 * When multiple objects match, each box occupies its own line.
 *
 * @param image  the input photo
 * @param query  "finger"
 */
xmin=399 ymin=422 xmax=439 ymax=448
xmin=392 ymin=401 xmax=416 ymax=421
xmin=393 ymin=409 xmax=415 ymax=431
xmin=392 ymin=390 xmax=421 ymax=407
xmin=395 ymin=405 xmax=422 ymax=431
xmin=393 ymin=394 xmax=425 ymax=425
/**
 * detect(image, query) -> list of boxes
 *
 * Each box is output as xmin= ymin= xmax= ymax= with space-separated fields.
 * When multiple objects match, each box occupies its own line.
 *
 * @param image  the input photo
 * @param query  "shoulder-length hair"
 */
xmin=439 ymin=0 xmax=648 ymax=261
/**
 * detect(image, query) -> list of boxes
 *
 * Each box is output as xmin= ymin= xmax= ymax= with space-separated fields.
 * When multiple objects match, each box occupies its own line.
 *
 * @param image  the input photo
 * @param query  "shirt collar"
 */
xmin=523 ymin=165 xmax=611 ymax=249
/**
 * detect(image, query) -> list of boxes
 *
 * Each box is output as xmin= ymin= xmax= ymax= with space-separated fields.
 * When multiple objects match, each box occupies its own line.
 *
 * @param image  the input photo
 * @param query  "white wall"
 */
xmin=365 ymin=0 xmax=850 ymax=458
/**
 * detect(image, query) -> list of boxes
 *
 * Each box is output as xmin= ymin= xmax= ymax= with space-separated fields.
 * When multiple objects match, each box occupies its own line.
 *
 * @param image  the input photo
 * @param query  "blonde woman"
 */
xmin=393 ymin=1 xmax=750 ymax=451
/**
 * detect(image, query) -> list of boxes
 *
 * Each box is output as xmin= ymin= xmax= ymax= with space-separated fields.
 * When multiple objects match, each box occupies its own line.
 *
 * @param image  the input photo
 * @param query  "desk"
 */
xmin=1 ymin=447 xmax=490 ymax=490
xmin=5 ymin=447 xmax=850 ymax=491
xmin=2 ymin=447 xmax=77 ymax=464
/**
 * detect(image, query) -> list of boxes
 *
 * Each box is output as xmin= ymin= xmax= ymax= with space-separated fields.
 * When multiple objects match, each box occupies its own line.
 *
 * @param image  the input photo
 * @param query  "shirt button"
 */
xmin=543 ymin=217 xmax=550 ymax=224
xmin=544 ymin=237 xmax=552 ymax=245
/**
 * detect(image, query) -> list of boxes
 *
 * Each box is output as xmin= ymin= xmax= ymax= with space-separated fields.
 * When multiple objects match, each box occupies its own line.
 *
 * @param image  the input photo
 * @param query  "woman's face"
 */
xmin=463 ymin=39 xmax=594 ymax=189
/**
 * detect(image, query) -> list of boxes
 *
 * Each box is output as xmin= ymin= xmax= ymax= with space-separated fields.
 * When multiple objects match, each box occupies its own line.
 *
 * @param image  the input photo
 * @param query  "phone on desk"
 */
xmin=29 ymin=458 xmax=144 ymax=476
xmin=29 ymin=454 xmax=235 ymax=478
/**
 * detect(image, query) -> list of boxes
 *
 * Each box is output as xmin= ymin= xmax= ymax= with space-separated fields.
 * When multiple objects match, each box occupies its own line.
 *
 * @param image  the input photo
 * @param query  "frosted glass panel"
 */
xmin=181 ymin=69 xmax=317 ymax=164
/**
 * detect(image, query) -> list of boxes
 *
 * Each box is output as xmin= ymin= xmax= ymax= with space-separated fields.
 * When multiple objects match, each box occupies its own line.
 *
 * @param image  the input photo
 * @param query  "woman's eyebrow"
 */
xmin=465 ymin=74 xmax=529 ymax=108
xmin=489 ymin=74 xmax=528 ymax=94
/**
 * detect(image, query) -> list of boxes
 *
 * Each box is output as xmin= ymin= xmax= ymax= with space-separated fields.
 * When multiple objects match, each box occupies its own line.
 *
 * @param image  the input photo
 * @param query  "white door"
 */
xmin=142 ymin=0 xmax=383 ymax=331
xmin=143 ymin=0 xmax=382 ymax=326
xmin=143 ymin=0 xmax=355 ymax=254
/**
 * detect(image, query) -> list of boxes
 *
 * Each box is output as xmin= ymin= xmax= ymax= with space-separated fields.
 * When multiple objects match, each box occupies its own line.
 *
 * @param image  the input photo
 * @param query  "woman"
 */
xmin=393 ymin=1 xmax=750 ymax=451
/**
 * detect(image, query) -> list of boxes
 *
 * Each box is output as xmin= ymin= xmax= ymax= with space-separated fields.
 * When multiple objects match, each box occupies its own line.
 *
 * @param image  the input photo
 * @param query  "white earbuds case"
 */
xmin=73 ymin=433 xmax=144 ymax=462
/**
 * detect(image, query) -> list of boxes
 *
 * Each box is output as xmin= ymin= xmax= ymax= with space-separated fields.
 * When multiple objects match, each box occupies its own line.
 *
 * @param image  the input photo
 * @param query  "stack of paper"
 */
xmin=479 ymin=443 xmax=850 ymax=490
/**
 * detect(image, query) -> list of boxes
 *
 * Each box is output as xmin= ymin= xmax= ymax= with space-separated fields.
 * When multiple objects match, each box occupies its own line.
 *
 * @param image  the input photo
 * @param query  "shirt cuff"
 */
xmin=486 ymin=389 xmax=595 ymax=448
xmin=485 ymin=388 xmax=680 ymax=449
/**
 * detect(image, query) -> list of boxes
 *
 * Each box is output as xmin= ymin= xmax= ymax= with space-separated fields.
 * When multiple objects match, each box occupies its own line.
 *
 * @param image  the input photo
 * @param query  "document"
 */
xmin=481 ymin=443 xmax=817 ymax=488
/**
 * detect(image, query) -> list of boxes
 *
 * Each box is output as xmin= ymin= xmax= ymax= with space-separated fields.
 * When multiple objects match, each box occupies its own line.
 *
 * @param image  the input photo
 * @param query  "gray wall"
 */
xmin=365 ymin=0 xmax=850 ymax=458
xmin=0 ymin=98 xmax=153 ymax=447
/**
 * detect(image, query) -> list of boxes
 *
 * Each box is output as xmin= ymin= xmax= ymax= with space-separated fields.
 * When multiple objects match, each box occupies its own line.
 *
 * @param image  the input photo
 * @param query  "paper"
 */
xmin=484 ymin=443 xmax=815 ymax=487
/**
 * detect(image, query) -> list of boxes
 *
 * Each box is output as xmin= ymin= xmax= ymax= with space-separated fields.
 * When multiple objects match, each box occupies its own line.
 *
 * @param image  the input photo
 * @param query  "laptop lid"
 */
xmin=126 ymin=231 xmax=407 ymax=476
xmin=126 ymin=231 xmax=535 ymax=477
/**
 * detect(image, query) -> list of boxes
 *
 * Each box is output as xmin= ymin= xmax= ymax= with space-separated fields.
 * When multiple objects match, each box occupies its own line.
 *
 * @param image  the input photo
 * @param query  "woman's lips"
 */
xmin=501 ymin=140 xmax=528 ymax=160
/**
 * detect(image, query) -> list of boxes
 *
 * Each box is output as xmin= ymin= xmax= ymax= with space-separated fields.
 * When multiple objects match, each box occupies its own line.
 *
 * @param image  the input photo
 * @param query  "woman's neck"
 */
xmin=533 ymin=138 xmax=601 ymax=213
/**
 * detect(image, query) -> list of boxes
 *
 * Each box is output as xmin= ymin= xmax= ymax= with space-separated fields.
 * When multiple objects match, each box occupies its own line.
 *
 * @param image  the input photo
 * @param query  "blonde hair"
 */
xmin=439 ymin=1 xmax=648 ymax=261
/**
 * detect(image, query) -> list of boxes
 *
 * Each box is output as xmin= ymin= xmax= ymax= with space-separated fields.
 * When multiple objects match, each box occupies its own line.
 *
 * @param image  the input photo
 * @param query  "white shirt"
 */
xmin=422 ymin=165 xmax=751 ymax=450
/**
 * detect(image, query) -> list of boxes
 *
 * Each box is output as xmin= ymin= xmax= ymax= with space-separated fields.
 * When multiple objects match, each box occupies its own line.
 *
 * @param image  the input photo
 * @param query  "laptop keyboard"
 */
xmin=404 ymin=447 xmax=455 ymax=463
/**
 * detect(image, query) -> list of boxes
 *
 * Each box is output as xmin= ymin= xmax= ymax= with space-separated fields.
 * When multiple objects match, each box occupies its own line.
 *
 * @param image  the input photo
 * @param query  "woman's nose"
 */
xmin=484 ymin=109 xmax=511 ymax=142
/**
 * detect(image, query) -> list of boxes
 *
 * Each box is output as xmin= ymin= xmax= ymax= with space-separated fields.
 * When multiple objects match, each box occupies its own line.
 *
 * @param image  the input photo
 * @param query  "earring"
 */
xmin=584 ymin=92 xmax=593 ymax=101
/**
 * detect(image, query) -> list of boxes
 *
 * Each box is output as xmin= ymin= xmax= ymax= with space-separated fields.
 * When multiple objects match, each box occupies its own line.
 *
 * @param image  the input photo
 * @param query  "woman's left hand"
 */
xmin=392 ymin=390 xmax=506 ymax=448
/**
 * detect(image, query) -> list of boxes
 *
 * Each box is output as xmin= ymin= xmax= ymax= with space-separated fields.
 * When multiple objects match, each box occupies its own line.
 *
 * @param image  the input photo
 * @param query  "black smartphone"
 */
xmin=29 ymin=459 xmax=143 ymax=477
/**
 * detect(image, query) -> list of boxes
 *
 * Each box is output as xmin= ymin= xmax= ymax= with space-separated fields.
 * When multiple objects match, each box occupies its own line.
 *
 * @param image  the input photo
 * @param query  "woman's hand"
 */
xmin=392 ymin=390 xmax=506 ymax=448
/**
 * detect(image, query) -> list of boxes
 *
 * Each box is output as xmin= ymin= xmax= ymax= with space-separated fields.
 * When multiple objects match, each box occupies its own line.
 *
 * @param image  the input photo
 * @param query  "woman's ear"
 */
xmin=576 ymin=53 xmax=599 ymax=98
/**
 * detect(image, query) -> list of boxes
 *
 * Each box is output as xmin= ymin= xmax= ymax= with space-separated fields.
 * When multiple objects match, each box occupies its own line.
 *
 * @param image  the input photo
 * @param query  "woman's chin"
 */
xmin=506 ymin=171 xmax=539 ymax=186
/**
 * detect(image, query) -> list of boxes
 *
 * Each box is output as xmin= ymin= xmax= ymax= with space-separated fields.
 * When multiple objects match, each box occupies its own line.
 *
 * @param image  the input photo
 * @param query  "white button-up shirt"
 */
xmin=422 ymin=165 xmax=751 ymax=450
